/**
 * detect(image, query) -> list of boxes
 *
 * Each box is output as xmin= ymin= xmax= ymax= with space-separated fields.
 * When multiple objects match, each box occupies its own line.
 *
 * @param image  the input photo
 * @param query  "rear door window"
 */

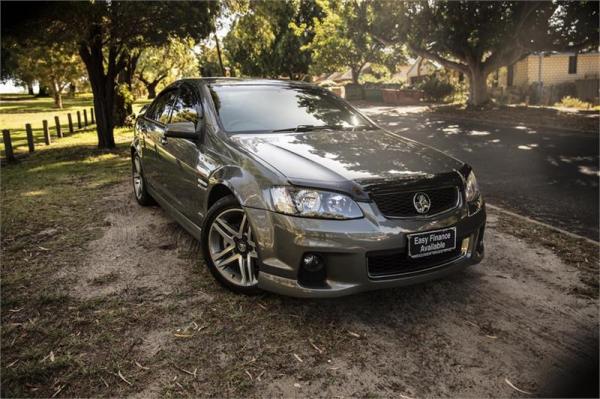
xmin=146 ymin=90 xmax=177 ymax=124
xmin=170 ymin=86 xmax=200 ymax=129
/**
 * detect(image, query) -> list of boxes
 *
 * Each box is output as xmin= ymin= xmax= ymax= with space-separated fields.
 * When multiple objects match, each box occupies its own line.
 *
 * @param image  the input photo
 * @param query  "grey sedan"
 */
xmin=131 ymin=78 xmax=486 ymax=297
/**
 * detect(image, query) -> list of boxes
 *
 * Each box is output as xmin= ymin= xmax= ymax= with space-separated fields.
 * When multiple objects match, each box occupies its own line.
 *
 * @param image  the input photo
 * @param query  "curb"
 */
xmin=487 ymin=203 xmax=599 ymax=246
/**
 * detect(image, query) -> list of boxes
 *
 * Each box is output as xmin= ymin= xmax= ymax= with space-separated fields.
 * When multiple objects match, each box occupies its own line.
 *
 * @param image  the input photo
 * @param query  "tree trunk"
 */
xmin=113 ymin=84 xmax=128 ymax=127
xmin=351 ymin=67 xmax=360 ymax=84
xmin=467 ymin=66 xmax=490 ymax=106
xmin=146 ymin=82 xmax=158 ymax=99
xmin=37 ymin=83 xmax=50 ymax=97
xmin=51 ymin=80 xmax=63 ymax=109
xmin=26 ymin=82 xmax=34 ymax=95
xmin=53 ymin=92 xmax=63 ymax=109
xmin=214 ymin=31 xmax=225 ymax=76
xmin=79 ymin=33 xmax=118 ymax=149
xmin=113 ymin=53 xmax=138 ymax=126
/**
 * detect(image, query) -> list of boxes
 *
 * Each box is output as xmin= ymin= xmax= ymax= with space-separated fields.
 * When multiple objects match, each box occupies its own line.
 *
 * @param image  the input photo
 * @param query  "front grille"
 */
xmin=368 ymin=186 xmax=459 ymax=217
xmin=367 ymin=246 xmax=463 ymax=278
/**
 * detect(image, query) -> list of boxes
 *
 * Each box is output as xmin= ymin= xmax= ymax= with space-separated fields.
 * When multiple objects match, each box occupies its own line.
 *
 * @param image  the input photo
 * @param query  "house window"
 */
xmin=568 ymin=55 xmax=577 ymax=74
xmin=507 ymin=64 xmax=514 ymax=87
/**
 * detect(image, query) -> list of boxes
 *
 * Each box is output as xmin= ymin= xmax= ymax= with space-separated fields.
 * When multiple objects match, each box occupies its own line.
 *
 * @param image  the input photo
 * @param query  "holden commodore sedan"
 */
xmin=131 ymin=78 xmax=485 ymax=297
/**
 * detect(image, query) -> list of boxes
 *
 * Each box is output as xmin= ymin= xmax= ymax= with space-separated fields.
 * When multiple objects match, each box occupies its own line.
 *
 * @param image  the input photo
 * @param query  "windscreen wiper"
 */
xmin=350 ymin=124 xmax=377 ymax=131
xmin=272 ymin=124 xmax=344 ymax=132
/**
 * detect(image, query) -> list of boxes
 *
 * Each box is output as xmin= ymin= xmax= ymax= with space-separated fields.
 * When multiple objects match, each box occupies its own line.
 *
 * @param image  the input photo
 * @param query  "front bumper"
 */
xmin=246 ymin=201 xmax=486 ymax=298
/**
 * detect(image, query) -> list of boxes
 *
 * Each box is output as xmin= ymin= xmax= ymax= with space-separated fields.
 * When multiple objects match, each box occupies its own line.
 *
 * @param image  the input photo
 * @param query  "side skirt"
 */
xmin=147 ymin=184 xmax=203 ymax=241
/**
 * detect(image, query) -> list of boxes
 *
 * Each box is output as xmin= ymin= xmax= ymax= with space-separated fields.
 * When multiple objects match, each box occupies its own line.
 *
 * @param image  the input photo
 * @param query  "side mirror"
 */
xmin=165 ymin=122 xmax=200 ymax=140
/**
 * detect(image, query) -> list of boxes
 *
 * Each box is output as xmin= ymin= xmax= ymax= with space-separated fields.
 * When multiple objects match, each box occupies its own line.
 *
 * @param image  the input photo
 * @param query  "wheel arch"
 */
xmin=207 ymin=183 xmax=236 ymax=210
xmin=206 ymin=164 xmax=277 ymax=212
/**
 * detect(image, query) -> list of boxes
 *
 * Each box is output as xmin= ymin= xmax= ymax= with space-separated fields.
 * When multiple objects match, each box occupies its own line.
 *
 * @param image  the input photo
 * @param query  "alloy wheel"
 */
xmin=208 ymin=208 xmax=258 ymax=287
xmin=133 ymin=157 xmax=143 ymax=200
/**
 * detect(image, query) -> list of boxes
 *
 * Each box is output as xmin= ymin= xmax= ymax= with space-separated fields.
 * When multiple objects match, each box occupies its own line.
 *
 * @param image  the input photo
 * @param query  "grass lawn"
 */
xmin=1 ymin=125 xmax=134 ymax=397
xmin=1 ymin=98 xmax=148 ymax=396
xmin=0 ymin=94 xmax=150 ymax=158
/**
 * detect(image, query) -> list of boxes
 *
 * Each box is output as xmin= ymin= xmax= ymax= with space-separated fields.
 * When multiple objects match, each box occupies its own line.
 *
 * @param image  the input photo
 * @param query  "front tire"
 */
xmin=201 ymin=195 xmax=260 ymax=294
xmin=132 ymin=154 xmax=154 ymax=206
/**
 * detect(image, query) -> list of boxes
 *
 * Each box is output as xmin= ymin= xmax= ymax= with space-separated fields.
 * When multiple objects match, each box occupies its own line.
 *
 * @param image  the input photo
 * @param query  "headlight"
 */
xmin=465 ymin=171 xmax=480 ymax=202
xmin=270 ymin=186 xmax=363 ymax=219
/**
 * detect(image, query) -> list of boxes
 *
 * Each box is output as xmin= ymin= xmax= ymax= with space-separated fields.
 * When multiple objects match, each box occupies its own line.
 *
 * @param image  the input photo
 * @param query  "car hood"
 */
xmin=231 ymin=129 xmax=464 ymax=184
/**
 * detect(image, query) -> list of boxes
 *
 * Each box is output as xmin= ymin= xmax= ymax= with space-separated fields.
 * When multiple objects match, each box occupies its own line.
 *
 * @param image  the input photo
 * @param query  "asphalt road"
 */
xmin=358 ymin=104 xmax=599 ymax=240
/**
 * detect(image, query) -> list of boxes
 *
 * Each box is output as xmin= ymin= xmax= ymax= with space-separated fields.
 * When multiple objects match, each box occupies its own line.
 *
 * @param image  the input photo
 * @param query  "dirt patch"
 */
xmin=65 ymin=183 xmax=206 ymax=302
xmin=3 ymin=179 xmax=598 ymax=397
xmin=493 ymin=209 xmax=599 ymax=298
xmin=66 ymin=183 xmax=600 ymax=397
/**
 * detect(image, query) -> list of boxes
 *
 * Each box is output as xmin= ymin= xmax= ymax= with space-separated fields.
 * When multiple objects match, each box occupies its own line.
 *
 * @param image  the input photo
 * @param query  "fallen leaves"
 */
xmin=347 ymin=331 xmax=361 ymax=338
xmin=309 ymin=339 xmax=324 ymax=354
xmin=504 ymin=378 xmax=533 ymax=395
xmin=171 ymin=364 xmax=198 ymax=378
xmin=116 ymin=370 xmax=132 ymax=386
xmin=135 ymin=361 xmax=149 ymax=371
xmin=173 ymin=321 xmax=208 ymax=338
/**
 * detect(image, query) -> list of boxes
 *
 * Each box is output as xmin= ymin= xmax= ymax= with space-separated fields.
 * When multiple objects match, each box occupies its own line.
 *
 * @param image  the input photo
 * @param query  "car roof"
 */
xmin=178 ymin=77 xmax=315 ymax=88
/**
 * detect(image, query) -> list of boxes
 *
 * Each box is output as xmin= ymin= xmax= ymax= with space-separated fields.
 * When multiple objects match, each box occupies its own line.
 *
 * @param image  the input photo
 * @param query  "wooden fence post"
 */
xmin=2 ymin=129 xmax=15 ymax=163
xmin=83 ymin=109 xmax=88 ymax=126
xmin=76 ymin=111 xmax=82 ymax=129
xmin=25 ymin=123 xmax=35 ymax=153
xmin=43 ymin=120 xmax=51 ymax=145
xmin=90 ymin=107 xmax=95 ymax=124
xmin=54 ymin=116 xmax=63 ymax=138
xmin=67 ymin=113 xmax=74 ymax=133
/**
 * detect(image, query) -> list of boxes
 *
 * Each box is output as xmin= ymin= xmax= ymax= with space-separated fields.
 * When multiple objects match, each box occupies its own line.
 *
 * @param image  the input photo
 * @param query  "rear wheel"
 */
xmin=202 ymin=195 xmax=260 ymax=294
xmin=132 ymin=154 xmax=154 ymax=206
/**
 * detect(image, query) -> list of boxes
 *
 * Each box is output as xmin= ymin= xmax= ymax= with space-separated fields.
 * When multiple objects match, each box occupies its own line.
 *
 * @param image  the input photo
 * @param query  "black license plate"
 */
xmin=408 ymin=227 xmax=456 ymax=258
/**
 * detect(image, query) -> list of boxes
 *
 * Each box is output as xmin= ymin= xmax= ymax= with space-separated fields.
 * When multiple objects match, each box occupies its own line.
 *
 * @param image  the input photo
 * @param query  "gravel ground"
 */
xmin=57 ymin=182 xmax=598 ymax=398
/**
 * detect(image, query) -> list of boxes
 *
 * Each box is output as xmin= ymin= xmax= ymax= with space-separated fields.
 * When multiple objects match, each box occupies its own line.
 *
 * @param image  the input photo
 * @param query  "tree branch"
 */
xmin=408 ymin=44 xmax=469 ymax=74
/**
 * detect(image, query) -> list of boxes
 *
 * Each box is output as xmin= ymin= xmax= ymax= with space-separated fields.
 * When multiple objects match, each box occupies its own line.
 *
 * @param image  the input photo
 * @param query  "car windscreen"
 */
xmin=208 ymin=84 xmax=373 ymax=133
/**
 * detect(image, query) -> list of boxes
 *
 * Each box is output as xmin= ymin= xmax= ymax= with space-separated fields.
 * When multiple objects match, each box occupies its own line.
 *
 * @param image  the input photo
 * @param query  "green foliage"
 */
xmin=137 ymin=37 xmax=200 ymax=98
xmin=417 ymin=75 xmax=454 ymax=102
xmin=224 ymin=0 xmax=323 ymax=79
xmin=198 ymin=42 xmax=229 ymax=77
xmin=372 ymin=1 xmax=599 ymax=105
xmin=115 ymin=83 xmax=135 ymax=124
xmin=1 ymin=1 xmax=218 ymax=148
xmin=553 ymin=82 xmax=577 ymax=101
xmin=358 ymin=64 xmax=405 ymax=85
xmin=556 ymin=96 xmax=594 ymax=110
xmin=303 ymin=0 xmax=402 ymax=83
xmin=3 ymin=39 xmax=85 ymax=107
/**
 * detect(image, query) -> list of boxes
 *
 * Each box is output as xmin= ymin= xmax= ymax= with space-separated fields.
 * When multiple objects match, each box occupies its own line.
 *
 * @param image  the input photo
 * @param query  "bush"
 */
xmin=417 ymin=76 xmax=454 ymax=102
xmin=555 ymin=96 xmax=593 ymax=109
xmin=554 ymin=82 xmax=577 ymax=100
xmin=526 ymin=82 xmax=542 ymax=104
xmin=344 ymin=83 xmax=364 ymax=100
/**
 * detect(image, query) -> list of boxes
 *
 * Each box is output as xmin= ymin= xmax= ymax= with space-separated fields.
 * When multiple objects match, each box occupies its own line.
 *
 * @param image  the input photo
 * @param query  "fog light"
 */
xmin=302 ymin=253 xmax=324 ymax=272
xmin=461 ymin=237 xmax=470 ymax=254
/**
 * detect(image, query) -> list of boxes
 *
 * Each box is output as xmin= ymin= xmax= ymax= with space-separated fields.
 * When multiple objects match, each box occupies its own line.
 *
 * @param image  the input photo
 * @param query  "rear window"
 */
xmin=208 ymin=84 xmax=371 ymax=133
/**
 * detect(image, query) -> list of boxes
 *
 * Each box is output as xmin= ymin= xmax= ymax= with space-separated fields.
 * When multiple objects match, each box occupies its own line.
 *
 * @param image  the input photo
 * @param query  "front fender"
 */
xmin=207 ymin=163 xmax=284 ymax=211
xmin=131 ymin=137 xmax=143 ymax=157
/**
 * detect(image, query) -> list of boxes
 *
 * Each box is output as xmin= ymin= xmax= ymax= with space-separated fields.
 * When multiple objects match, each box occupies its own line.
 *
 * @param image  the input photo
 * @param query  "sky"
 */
xmin=0 ymin=80 xmax=27 ymax=94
